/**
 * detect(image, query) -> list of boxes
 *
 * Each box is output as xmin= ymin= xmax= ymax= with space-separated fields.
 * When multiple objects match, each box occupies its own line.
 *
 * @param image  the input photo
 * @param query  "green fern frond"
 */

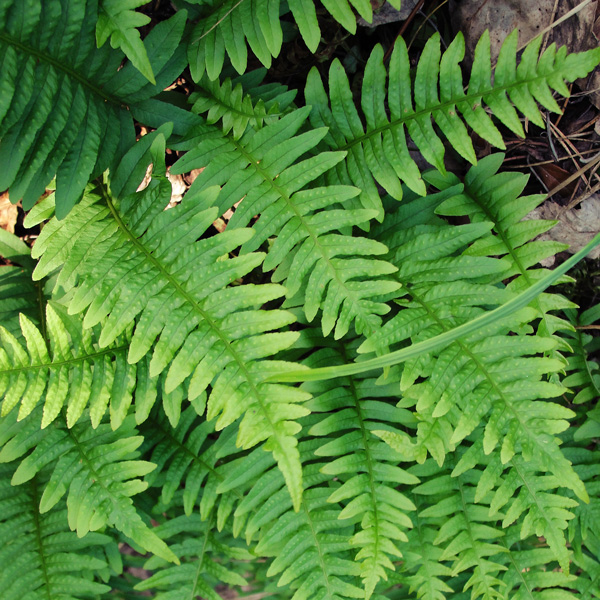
xmin=187 ymin=0 xmax=402 ymax=79
xmin=412 ymin=463 xmax=509 ymax=600
xmin=0 ymin=463 xmax=112 ymax=600
xmin=0 ymin=302 xmax=156 ymax=429
xmin=0 ymin=410 xmax=178 ymax=563
xmin=96 ymin=0 xmax=155 ymax=84
xmin=134 ymin=509 xmax=253 ymax=600
xmin=173 ymin=106 xmax=400 ymax=338
xmin=304 ymin=31 xmax=600 ymax=210
xmin=358 ymin=181 xmax=587 ymax=504
xmin=141 ymin=407 xmax=242 ymax=519
xmin=304 ymin=343 xmax=419 ymax=598
xmin=191 ymin=71 xmax=296 ymax=138
xmin=0 ymin=228 xmax=42 ymax=337
xmin=26 ymin=149 xmax=310 ymax=509
xmin=0 ymin=1 xmax=187 ymax=218
xmin=454 ymin=446 xmax=577 ymax=573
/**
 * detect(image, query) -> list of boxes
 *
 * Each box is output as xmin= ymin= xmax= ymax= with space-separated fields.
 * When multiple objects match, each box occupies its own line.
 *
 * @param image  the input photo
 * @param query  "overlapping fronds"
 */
xmin=360 ymin=181 xmax=586 ymax=502
xmin=134 ymin=507 xmax=253 ymax=600
xmin=305 ymin=343 xmax=419 ymax=598
xmin=191 ymin=70 xmax=296 ymax=138
xmin=141 ymin=407 xmax=241 ymax=520
xmin=454 ymin=445 xmax=578 ymax=573
xmin=173 ymin=107 xmax=400 ymax=338
xmin=0 ymin=463 xmax=113 ymax=600
xmin=187 ymin=0 xmax=402 ymax=80
xmin=304 ymin=31 xmax=600 ymax=212
xmin=0 ymin=410 xmax=178 ymax=563
xmin=0 ymin=0 xmax=187 ymax=218
xmin=412 ymin=463 xmax=509 ymax=600
xmin=26 ymin=147 xmax=309 ymax=509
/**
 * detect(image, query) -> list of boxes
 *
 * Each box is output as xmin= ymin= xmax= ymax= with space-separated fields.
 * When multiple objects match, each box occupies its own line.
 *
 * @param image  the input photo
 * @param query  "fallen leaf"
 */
xmin=0 ymin=191 xmax=18 ymax=233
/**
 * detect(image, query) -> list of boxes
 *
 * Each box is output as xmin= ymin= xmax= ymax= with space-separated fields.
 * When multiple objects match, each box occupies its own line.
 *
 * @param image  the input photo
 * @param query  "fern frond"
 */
xmin=304 ymin=31 xmax=600 ymax=210
xmin=141 ymin=407 xmax=241 ymax=520
xmin=134 ymin=508 xmax=253 ymax=600
xmin=360 ymin=183 xmax=586 ymax=502
xmin=173 ymin=107 xmax=400 ymax=338
xmin=412 ymin=462 xmax=509 ymax=600
xmin=27 ymin=148 xmax=310 ymax=509
xmin=0 ymin=409 xmax=178 ymax=563
xmin=454 ymin=445 xmax=577 ymax=573
xmin=0 ymin=302 xmax=156 ymax=429
xmin=305 ymin=344 xmax=419 ymax=598
xmin=191 ymin=71 xmax=296 ymax=138
xmin=96 ymin=0 xmax=155 ymax=84
xmin=0 ymin=1 xmax=187 ymax=218
xmin=0 ymin=463 xmax=112 ymax=600
xmin=188 ymin=0 xmax=402 ymax=79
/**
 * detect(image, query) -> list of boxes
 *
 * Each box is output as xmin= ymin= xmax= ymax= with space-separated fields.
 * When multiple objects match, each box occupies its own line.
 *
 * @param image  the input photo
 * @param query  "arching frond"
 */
xmin=0 ymin=0 xmax=187 ymax=218
xmin=26 ymin=146 xmax=309 ymax=509
xmin=304 ymin=31 xmax=600 ymax=211
xmin=172 ymin=107 xmax=400 ymax=338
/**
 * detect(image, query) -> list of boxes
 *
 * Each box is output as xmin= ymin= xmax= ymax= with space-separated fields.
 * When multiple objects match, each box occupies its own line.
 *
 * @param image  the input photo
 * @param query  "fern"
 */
xmin=2 ymin=3 xmax=600 ymax=599
xmin=0 ymin=463 xmax=113 ymax=600
xmin=96 ymin=0 xmax=155 ymax=84
xmin=0 ymin=0 xmax=187 ymax=218
xmin=305 ymin=31 xmax=600 ymax=213
xmin=186 ymin=0 xmax=403 ymax=79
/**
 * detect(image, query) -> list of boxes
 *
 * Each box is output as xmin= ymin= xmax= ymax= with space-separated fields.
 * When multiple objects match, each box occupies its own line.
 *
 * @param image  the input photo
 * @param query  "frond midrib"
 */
xmin=0 ymin=30 xmax=124 ymax=108
xmin=231 ymin=137 xmax=378 ymax=333
xmin=0 ymin=344 xmax=128 ymax=376
xmin=340 ymin=72 xmax=563 ymax=152
xmin=101 ymin=188 xmax=282 ymax=446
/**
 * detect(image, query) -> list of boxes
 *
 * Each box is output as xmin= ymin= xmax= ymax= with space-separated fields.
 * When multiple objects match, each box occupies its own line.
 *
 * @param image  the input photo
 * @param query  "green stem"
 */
xmin=269 ymin=233 xmax=600 ymax=382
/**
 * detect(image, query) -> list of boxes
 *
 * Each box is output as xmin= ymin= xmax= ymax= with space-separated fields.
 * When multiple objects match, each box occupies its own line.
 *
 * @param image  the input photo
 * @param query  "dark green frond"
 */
xmin=304 ymin=31 xmax=600 ymax=210
xmin=0 ymin=463 xmax=112 ymax=600
xmin=0 ymin=410 xmax=178 ymax=563
xmin=0 ymin=0 xmax=187 ymax=218
xmin=187 ymin=0 xmax=402 ymax=80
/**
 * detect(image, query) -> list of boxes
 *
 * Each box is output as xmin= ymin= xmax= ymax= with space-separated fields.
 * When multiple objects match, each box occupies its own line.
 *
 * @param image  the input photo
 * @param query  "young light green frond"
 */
xmin=304 ymin=31 xmax=600 ymax=210
xmin=305 ymin=344 xmax=419 ymax=599
xmin=187 ymin=0 xmax=402 ymax=80
xmin=29 ymin=152 xmax=310 ymax=509
xmin=0 ymin=1 xmax=187 ymax=218
xmin=0 ymin=463 xmax=112 ymax=600
xmin=191 ymin=71 xmax=296 ymax=138
xmin=173 ymin=106 xmax=398 ymax=338
xmin=96 ymin=0 xmax=154 ymax=84
xmin=0 ymin=410 xmax=178 ymax=564
xmin=0 ymin=302 xmax=142 ymax=429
